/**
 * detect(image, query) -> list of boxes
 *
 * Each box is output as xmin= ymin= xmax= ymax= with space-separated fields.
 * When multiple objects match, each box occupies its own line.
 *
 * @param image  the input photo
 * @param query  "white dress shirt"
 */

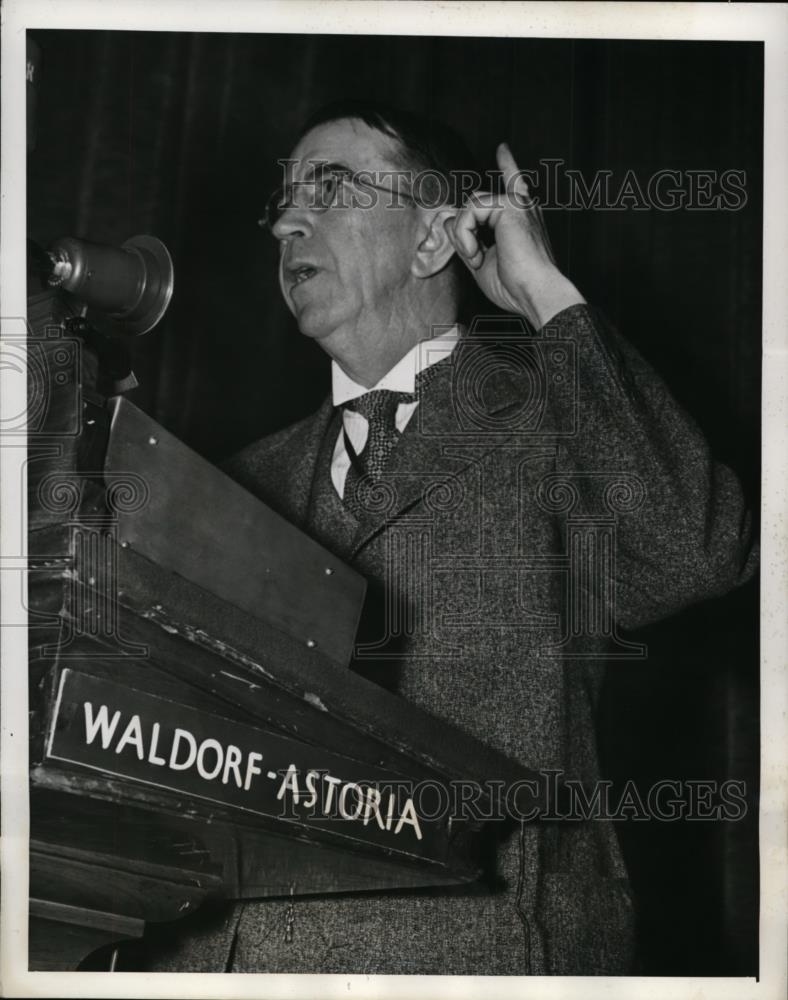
xmin=330 ymin=326 xmax=460 ymax=499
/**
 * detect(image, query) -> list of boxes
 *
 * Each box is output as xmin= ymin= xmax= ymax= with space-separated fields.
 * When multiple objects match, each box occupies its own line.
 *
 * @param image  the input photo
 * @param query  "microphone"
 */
xmin=46 ymin=234 xmax=174 ymax=336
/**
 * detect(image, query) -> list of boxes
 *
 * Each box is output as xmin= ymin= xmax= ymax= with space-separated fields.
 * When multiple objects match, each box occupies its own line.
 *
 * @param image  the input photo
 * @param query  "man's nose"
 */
xmin=271 ymin=200 xmax=315 ymax=241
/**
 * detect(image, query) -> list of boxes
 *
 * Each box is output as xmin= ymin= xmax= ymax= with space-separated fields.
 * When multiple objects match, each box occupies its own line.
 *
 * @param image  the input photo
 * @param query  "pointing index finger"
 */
xmin=496 ymin=141 xmax=519 ymax=176
xmin=497 ymin=142 xmax=531 ymax=203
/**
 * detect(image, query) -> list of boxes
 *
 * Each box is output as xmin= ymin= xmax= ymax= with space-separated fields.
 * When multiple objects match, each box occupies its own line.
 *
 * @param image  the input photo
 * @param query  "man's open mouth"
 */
xmin=290 ymin=265 xmax=318 ymax=287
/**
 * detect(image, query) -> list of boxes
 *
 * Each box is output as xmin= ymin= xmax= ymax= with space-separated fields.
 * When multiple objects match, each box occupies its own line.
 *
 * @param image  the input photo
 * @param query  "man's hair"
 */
xmin=299 ymin=100 xmax=482 ymax=208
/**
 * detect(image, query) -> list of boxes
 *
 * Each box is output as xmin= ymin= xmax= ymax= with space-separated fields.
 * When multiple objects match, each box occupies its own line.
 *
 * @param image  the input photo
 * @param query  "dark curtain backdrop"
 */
xmin=27 ymin=31 xmax=762 ymax=976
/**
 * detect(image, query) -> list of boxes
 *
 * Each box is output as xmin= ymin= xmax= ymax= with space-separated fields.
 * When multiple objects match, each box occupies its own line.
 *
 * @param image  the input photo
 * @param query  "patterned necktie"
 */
xmin=341 ymin=361 xmax=445 ymax=516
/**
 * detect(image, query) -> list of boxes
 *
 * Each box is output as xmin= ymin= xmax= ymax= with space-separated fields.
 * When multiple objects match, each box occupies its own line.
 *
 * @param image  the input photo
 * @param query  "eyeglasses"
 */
xmin=258 ymin=167 xmax=418 ymax=232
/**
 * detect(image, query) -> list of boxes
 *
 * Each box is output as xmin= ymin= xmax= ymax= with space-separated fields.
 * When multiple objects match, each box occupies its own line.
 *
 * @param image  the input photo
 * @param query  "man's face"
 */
xmin=271 ymin=118 xmax=423 ymax=366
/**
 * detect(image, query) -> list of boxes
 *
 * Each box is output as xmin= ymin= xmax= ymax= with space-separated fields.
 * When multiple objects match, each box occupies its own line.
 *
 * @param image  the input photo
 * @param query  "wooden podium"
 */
xmin=25 ymin=289 xmax=543 ymax=970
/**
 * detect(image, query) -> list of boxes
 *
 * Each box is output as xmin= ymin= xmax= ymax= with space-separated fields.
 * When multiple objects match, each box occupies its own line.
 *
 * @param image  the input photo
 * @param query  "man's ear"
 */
xmin=411 ymin=208 xmax=458 ymax=279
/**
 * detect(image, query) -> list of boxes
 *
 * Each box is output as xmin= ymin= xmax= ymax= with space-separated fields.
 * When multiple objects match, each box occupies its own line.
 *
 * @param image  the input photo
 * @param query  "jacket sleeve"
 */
xmin=545 ymin=303 xmax=758 ymax=631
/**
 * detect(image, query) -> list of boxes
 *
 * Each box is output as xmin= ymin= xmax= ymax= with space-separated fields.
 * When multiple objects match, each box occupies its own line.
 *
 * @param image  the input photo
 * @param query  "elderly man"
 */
xmin=152 ymin=102 xmax=755 ymax=976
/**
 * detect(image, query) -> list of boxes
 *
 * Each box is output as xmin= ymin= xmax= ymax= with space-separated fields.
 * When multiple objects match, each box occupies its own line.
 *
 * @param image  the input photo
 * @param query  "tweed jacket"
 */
xmin=147 ymin=304 xmax=756 ymax=975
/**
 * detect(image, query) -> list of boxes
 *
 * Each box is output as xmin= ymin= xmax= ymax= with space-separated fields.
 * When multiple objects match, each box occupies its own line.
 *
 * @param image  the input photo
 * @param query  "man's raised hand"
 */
xmin=446 ymin=143 xmax=585 ymax=328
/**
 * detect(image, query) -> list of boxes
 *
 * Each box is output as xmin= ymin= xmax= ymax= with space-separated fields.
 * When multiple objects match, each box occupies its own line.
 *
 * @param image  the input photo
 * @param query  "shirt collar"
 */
xmin=332 ymin=325 xmax=460 ymax=407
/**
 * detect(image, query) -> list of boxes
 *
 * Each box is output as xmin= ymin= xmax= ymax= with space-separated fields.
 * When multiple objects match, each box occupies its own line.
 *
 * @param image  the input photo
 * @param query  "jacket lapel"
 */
xmin=349 ymin=342 xmax=526 ymax=557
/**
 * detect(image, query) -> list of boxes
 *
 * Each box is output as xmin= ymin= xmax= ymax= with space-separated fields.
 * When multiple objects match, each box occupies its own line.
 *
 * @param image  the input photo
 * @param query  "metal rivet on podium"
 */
xmin=148 ymin=436 xmax=158 ymax=446
xmin=120 ymin=540 xmax=129 ymax=548
xmin=306 ymin=639 xmax=317 ymax=649
xmin=324 ymin=567 xmax=334 ymax=575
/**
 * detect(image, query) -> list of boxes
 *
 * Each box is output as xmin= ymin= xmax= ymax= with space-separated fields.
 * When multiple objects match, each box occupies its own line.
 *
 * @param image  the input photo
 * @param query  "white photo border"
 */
xmin=2 ymin=2 xmax=786 ymax=998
